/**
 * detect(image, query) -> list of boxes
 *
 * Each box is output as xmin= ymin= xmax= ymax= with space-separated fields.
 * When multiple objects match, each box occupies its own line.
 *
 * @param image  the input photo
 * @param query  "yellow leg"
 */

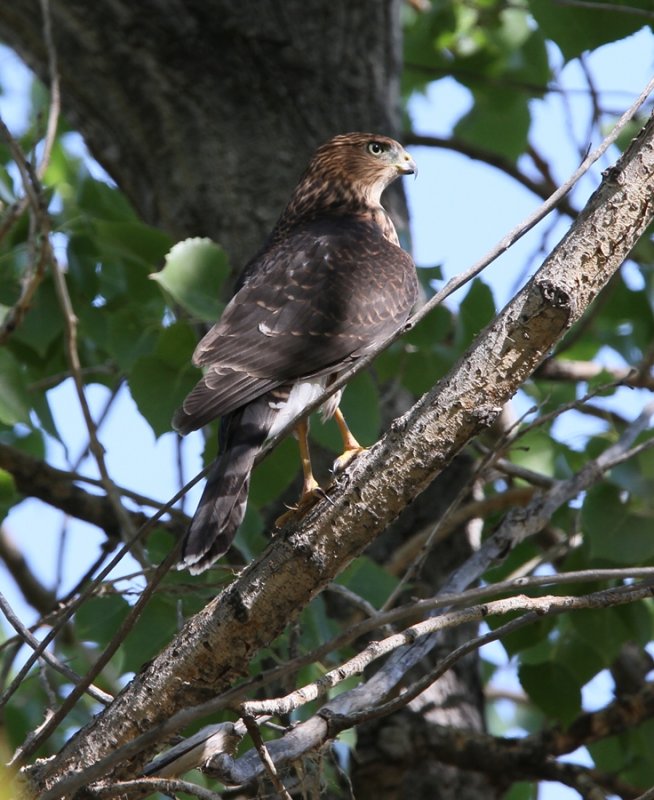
xmin=297 ymin=418 xmax=320 ymax=497
xmin=332 ymin=407 xmax=367 ymax=472
xmin=275 ymin=419 xmax=323 ymax=527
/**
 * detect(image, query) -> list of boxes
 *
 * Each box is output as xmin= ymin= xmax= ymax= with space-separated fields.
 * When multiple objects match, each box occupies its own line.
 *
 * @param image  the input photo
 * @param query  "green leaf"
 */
xmin=233 ymin=503 xmax=267 ymax=561
xmin=77 ymin=175 xmax=136 ymax=221
xmin=582 ymin=483 xmax=654 ymax=565
xmin=0 ymin=469 xmax=19 ymax=522
xmin=496 ymin=614 xmax=556 ymax=659
xmin=454 ymin=87 xmax=531 ymax=161
xmin=518 ymin=661 xmax=581 ymax=724
xmin=30 ymin=392 xmax=63 ymax=444
xmin=339 ymin=372 xmax=380 ymax=446
xmin=8 ymin=277 xmax=63 ymax=359
xmin=568 ymin=607 xmax=630 ymax=667
xmin=503 ymin=783 xmax=537 ymax=800
xmin=588 ymin=735 xmax=624 ymax=774
xmin=152 ymin=237 xmax=230 ymax=322
xmin=121 ymin=595 xmax=178 ymax=673
xmin=299 ymin=595 xmax=337 ymax=654
xmin=0 ymin=350 xmax=31 ymax=425
xmin=612 ymin=601 xmax=653 ymax=647
xmin=528 ymin=0 xmax=648 ymax=61
xmin=106 ymin=309 xmax=159 ymax=370
xmin=128 ymin=322 xmax=199 ymax=437
xmin=406 ymin=304 xmax=454 ymax=351
xmin=552 ymin=628 xmax=606 ymax=686
xmin=75 ymin=595 xmax=130 ymax=647
xmin=336 ymin=556 xmax=398 ymax=608
xmin=249 ymin=437 xmax=297 ymax=507
xmin=457 ymin=279 xmax=496 ymax=348
xmin=94 ymin=220 xmax=171 ymax=266
xmin=67 ymin=234 xmax=101 ymax=299
xmin=310 ymin=372 xmax=380 ymax=453
xmin=509 ymin=428 xmax=557 ymax=479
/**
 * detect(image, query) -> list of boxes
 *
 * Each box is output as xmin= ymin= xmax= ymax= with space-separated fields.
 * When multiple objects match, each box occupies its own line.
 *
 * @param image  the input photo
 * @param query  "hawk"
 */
xmin=174 ymin=132 xmax=418 ymax=573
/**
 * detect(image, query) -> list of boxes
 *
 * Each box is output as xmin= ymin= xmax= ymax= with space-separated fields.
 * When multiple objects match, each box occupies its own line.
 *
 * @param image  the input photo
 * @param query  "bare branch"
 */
xmin=552 ymin=0 xmax=654 ymax=19
xmin=12 ymin=546 xmax=180 ymax=764
xmin=0 ymin=591 xmax=112 ymax=705
xmin=143 ymin=721 xmax=245 ymax=778
xmin=91 ymin=776 xmax=224 ymax=800
xmin=242 ymin=714 xmax=293 ymax=800
xmin=36 ymin=0 xmax=60 ymax=179
xmin=0 ymin=527 xmax=55 ymax=616
xmin=448 ymin=401 xmax=654 ymax=592
xmin=0 ymin=442 xmax=186 ymax=538
xmin=404 ymin=132 xmax=577 ymax=218
xmin=536 ymin=357 xmax=654 ymax=389
xmin=214 ymin=582 xmax=654 ymax=786
xmin=0 ymin=117 xmax=50 ymax=344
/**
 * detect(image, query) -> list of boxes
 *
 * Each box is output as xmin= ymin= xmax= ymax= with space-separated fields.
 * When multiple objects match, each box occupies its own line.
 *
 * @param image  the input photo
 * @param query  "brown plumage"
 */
xmin=174 ymin=132 xmax=418 ymax=573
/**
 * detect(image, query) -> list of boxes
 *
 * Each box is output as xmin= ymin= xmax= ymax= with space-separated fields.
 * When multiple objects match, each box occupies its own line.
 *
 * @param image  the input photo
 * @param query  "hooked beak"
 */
xmin=397 ymin=151 xmax=417 ymax=178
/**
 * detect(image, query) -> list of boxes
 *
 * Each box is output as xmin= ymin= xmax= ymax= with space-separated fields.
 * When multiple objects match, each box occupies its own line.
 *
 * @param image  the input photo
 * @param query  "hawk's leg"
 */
xmin=275 ymin=418 xmax=324 ymax=527
xmin=332 ymin=407 xmax=367 ymax=473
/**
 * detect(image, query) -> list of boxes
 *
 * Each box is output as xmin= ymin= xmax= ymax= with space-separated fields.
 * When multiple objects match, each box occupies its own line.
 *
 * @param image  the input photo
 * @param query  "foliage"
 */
xmin=1 ymin=1 xmax=654 ymax=797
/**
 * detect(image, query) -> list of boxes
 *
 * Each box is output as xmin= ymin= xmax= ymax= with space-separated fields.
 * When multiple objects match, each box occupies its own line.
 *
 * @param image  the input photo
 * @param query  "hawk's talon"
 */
xmin=332 ymin=445 xmax=368 ymax=474
xmin=275 ymin=484 xmax=325 ymax=527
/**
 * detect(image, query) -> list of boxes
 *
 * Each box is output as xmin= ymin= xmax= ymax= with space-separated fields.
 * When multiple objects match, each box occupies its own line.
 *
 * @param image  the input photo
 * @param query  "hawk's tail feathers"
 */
xmin=177 ymin=402 xmax=274 ymax=574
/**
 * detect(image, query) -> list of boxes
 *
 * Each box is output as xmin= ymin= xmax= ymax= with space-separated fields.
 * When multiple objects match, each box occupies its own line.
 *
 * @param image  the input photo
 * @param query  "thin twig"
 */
xmin=0 ymin=468 xmax=201 ymax=723
xmin=0 ymin=591 xmax=112 ymax=705
xmin=14 ymin=544 xmax=180 ymax=764
xmin=241 ymin=714 xmax=293 ymax=800
xmin=210 ymin=583 xmax=654 ymax=788
xmin=404 ymin=132 xmax=578 ymax=219
xmin=91 ymin=776 xmax=224 ymax=799
xmin=446 ymin=402 xmax=654 ymax=594
xmin=327 ymin=583 xmax=654 ymax=729
xmin=0 ymin=117 xmax=50 ymax=343
xmin=36 ymin=0 xmax=61 ymax=179
xmin=49 ymin=252 xmax=146 ymax=565
xmin=239 ymin=581 xmax=654 ymax=721
xmin=552 ymin=0 xmax=654 ymax=19
xmin=0 ymin=0 xmax=60 ymax=342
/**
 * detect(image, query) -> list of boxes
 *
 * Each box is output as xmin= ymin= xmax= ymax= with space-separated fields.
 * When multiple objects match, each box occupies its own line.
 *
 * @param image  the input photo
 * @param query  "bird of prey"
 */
xmin=173 ymin=132 xmax=418 ymax=573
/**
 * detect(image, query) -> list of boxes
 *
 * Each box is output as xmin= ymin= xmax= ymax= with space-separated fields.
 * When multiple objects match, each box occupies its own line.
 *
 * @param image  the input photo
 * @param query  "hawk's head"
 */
xmin=287 ymin=132 xmax=417 ymax=218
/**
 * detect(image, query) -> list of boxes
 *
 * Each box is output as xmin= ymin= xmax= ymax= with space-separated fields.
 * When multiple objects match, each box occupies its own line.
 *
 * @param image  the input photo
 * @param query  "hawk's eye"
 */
xmin=367 ymin=141 xmax=385 ymax=156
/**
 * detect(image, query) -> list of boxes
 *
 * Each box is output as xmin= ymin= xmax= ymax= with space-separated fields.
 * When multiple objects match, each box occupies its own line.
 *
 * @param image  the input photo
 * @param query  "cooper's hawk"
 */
xmin=174 ymin=132 xmax=418 ymax=573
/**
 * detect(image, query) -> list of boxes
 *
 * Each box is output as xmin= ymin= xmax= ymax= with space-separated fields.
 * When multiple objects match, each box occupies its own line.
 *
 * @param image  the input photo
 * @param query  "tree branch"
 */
xmin=536 ymin=357 xmax=654 ymax=389
xmin=405 ymin=132 xmax=578 ymax=218
xmin=209 ymin=581 xmax=654 ymax=787
xmin=0 ymin=442 xmax=185 ymax=540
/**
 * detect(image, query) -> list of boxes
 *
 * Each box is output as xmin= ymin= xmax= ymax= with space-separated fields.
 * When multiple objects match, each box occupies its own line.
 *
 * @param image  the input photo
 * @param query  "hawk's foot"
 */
xmin=332 ymin=445 xmax=368 ymax=474
xmin=275 ymin=479 xmax=326 ymax=528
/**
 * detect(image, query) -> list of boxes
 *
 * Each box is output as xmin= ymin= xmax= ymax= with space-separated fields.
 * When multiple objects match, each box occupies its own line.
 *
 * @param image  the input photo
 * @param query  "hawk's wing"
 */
xmin=174 ymin=215 xmax=417 ymax=434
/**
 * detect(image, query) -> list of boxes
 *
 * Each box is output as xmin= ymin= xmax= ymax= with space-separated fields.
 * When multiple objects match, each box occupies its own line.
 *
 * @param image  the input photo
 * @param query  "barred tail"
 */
xmin=178 ymin=401 xmax=275 ymax=574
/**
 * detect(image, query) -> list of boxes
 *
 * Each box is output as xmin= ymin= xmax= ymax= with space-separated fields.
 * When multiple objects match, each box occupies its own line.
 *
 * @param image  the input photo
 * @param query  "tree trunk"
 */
xmin=0 ymin=0 xmax=407 ymax=269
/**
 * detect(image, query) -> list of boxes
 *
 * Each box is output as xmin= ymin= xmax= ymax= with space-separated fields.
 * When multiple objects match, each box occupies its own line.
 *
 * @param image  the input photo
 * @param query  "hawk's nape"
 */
xmin=173 ymin=132 xmax=418 ymax=574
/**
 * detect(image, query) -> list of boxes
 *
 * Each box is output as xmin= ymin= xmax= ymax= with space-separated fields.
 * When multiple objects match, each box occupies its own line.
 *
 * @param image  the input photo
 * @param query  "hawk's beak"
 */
xmin=397 ymin=152 xmax=417 ymax=177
